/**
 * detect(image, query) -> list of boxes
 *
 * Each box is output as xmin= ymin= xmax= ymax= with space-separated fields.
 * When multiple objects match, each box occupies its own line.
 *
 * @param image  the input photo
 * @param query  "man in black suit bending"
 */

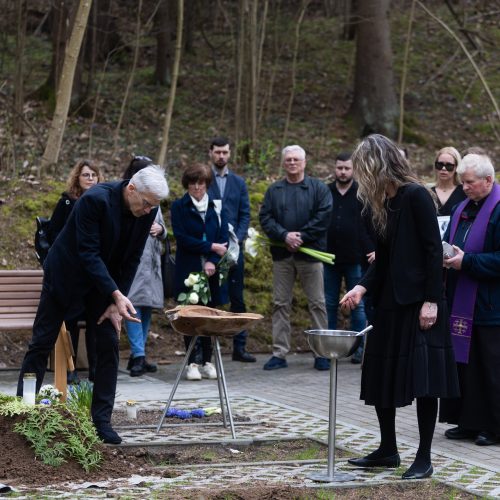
xmin=17 ymin=165 xmax=169 ymax=444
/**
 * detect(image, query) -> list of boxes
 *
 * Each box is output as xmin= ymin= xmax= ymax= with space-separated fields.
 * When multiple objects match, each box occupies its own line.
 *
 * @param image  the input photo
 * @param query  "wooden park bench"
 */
xmin=0 ymin=270 xmax=74 ymax=400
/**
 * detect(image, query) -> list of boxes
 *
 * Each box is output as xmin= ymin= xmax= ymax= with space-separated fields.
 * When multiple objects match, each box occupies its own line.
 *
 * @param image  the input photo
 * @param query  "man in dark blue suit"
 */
xmin=17 ymin=165 xmax=169 ymax=444
xmin=208 ymin=137 xmax=255 ymax=362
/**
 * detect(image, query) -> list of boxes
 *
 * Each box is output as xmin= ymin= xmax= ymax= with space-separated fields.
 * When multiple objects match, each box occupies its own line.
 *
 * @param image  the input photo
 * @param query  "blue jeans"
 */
xmin=323 ymin=263 xmax=366 ymax=332
xmin=125 ymin=306 xmax=152 ymax=358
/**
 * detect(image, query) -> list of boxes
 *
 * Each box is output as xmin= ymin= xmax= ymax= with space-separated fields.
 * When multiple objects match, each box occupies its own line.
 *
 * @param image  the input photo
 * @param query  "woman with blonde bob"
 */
xmin=340 ymin=134 xmax=459 ymax=480
xmin=431 ymin=146 xmax=466 ymax=216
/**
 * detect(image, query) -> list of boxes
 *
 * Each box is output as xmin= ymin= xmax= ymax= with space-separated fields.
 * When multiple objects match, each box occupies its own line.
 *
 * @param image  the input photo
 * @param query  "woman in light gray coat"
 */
xmin=123 ymin=156 xmax=167 ymax=377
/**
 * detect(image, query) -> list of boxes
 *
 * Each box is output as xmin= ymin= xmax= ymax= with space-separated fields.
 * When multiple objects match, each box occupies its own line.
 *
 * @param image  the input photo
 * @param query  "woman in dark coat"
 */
xmin=171 ymin=163 xmax=228 ymax=381
xmin=48 ymin=159 xmax=103 ymax=383
xmin=341 ymin=134 xmax=459 ymax=480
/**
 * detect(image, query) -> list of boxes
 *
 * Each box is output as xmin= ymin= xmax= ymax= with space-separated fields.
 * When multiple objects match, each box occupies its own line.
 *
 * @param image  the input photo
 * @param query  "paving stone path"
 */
xmin=1 ymin=352 xmax=498 ymax=498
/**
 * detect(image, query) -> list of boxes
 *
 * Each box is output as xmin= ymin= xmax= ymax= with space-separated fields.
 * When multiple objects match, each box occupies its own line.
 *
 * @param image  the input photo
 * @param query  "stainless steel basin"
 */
xmin=304 ymin=329 xmax=364 ymax=360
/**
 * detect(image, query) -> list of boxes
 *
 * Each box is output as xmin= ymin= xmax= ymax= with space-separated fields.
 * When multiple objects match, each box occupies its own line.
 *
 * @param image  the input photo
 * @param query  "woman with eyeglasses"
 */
xmin=122 ymin=156 xmax=167 ymax=377
xmin=431 ymin=147 xmax=466 ymax=216
xmin=48 ymin=158 xmax=103 ymax=384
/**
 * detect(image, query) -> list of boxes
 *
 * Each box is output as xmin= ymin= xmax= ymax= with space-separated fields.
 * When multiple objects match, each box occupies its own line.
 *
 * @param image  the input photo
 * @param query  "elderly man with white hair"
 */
xmin=259 ymin=145 xmax=332 ymax=371
xmin=440 ymin=152 xmax=500 ymax=447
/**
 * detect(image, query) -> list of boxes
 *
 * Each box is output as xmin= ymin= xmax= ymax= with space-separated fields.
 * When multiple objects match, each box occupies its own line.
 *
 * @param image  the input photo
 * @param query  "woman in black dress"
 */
xmin=431 ymin=146 xmax=465 ymax=216
xmin=341 ymin=134 xmax=459 ymax=480
xmin=48 ymin=159 xmax=103 ymax=383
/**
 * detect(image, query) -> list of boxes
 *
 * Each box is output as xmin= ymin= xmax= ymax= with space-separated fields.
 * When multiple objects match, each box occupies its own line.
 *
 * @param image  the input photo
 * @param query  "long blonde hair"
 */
xmin=352 ymin=134 xmax=426 ymax=236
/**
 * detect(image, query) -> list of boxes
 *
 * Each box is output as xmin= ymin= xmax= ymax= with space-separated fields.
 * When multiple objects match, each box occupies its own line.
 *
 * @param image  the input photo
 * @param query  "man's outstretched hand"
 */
xmin=98 ymin=290 xmax=141 ymax=334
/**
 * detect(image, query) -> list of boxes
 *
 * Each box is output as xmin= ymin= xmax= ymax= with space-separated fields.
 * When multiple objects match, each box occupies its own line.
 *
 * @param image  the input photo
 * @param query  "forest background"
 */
xmin=0 ymin=0 xmax=498 ymax=360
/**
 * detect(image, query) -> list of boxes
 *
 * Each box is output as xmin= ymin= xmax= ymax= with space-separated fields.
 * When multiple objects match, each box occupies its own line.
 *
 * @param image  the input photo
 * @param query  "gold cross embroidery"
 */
xmin=452 ymin=318 xmax=469 ymax=337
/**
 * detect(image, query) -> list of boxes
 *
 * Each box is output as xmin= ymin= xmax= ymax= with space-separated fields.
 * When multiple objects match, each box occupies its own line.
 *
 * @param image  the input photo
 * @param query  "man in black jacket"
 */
xmin=17 ymin=165 xmax=169 ymax=444
xmin=259 ymin=145 xmax=332 ymax=371
xmin=325 ymin=152 xmax=375 ymax=363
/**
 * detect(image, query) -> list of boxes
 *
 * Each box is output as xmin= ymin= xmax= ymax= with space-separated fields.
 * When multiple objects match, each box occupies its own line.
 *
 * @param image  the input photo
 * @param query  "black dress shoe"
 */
xmin=232 ymin=351 xmax=256 ymax=362
xmin=129 ymin=356 xmax=146 ymax=377
xmin=95 ymin=425 xmax=122 ymax=445
xmin=348 ymin=453 xmax=400 ymax=468
xmin=127 ymin=355 xmax=157 ymax=372
xmin=444 ymin=426 xmax=477 ymax=440
xmin=402 ymin=464 xmax=433 ymax=480
xmin=144 ymin=360 xmax=157 ymax=372
xmin=475 ymin=431 xmax=499 ymax=446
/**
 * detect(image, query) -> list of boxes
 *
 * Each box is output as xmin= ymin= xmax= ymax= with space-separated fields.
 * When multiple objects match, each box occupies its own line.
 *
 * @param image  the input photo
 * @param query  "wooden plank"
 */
xmin=0 ymin=270 xmax=43 ymax=277
xmin=0 ymin=319 xmax=34 ymax=329
xmin=0 ymin=303 xmax=38 ymax=310
xmin=0 ymin=291 xmax=40 ymax=305
xmin=0 ymin=282 xmax=42 ymax=293
xmin=54 ymin=323 xmax=71 ymax=401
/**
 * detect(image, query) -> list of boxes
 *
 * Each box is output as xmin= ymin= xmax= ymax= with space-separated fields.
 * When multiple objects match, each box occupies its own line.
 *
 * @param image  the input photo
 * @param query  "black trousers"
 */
xmin=440 ymin=325 xmax=500 ymax=434
xmin=17 ymin=285 xmax=119 ymax=426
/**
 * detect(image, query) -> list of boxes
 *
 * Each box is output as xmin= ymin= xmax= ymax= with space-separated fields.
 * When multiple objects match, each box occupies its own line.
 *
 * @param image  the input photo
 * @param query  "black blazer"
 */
xmin=44 ymin=180 xmax=156 ymax=307
xmin=360 ymin=184 xmax=442 ymax=305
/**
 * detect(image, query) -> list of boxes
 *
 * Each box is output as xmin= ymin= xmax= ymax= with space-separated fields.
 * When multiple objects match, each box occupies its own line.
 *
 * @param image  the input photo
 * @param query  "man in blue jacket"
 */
xmin=440 ymin=152 xmax=500 ymax=446
xmin=208 ymin=137 xmax=255 ymax=362
xmin=17 ymin=166 xmax=169 ymax=444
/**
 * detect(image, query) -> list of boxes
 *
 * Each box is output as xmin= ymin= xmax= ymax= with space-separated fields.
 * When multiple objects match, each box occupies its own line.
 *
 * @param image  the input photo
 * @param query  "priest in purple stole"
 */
xmin=440 ymin=152 xmax=500 ymax=447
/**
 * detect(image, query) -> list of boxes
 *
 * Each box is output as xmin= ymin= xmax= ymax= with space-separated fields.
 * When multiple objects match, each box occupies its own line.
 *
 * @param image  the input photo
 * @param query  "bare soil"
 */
xmin=0 ymin=411 xmax=477 ymax=498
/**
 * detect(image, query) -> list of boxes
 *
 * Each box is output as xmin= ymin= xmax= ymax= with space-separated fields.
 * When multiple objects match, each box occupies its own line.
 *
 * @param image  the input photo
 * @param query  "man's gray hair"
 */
xmin=281 ymin=145 xmax=306 ymax=163
xmin=457 ymin=154 xmax=495 ymax=179
xmin=131 ymin=165 xmax=169 ymax=200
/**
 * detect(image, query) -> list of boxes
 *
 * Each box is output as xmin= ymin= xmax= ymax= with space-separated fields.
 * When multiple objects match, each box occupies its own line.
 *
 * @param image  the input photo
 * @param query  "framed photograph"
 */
xmin=437 ymin=216 xmax=450 ymax=239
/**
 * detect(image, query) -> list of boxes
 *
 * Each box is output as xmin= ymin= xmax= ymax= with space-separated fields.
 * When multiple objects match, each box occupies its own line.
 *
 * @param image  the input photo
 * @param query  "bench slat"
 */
xmin=0 ymin=319 xmax=34 ymax=329
xmin=0 ymin=285 xmax=42 ymax=292
xmin=0 ymin=271 xmax=42 ymax=330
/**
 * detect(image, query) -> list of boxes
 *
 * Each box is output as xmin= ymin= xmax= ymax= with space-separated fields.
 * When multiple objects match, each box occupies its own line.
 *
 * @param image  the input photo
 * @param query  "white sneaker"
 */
xmin=200 ymin=362 xmax=217 ymax=379
xmin=186 ymin=363 xmax=202 ymax=381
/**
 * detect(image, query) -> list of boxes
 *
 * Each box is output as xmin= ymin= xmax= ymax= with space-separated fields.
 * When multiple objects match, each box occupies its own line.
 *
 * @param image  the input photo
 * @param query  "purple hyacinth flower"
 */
xmin=191 ymin=409 xmax=205 ymax=418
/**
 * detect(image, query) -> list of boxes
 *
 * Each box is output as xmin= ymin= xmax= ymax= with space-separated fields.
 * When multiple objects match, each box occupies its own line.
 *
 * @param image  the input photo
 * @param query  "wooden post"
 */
xmin=54 ymin=322 xmax=74 ymax=401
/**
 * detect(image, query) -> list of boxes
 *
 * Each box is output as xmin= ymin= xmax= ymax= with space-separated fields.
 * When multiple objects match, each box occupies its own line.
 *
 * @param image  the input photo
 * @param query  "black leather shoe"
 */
xmin=444 ymin=426 xmax=476 ymax=440
xmin=127 ymin=355 xmax=157 ymax=372
xmin=348 ymin=453 xmax=400 ymax=468
xmin=232 ymin=351 xmax=256 ymax=362
xmin=129 ymin=356 xmax=146 ymax=377
xmin=144 ymin=360 xmax=157 ymax=372
xmin=402 ymin=464 xmax=433 ymax=480
xmin=95 ymin=425 xmax=122 ymax=445
xmin=475 ymin=431 xmax=499 ymax=446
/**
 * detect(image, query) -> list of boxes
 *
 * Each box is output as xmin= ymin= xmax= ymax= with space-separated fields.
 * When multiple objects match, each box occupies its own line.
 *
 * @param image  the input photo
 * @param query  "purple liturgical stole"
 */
xmin=448 ymin=183 xmax=500 ymax=363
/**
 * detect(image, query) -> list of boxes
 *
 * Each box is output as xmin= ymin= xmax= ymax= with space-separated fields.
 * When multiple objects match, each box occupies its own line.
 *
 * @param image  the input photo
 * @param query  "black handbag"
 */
xmin=161 ymin=236 xmax=176 ymax=299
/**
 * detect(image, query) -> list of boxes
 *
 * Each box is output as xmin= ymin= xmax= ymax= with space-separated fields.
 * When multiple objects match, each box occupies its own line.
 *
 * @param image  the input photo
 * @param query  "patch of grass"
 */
xmin=289 ymin=443 xmax=324 ymax=461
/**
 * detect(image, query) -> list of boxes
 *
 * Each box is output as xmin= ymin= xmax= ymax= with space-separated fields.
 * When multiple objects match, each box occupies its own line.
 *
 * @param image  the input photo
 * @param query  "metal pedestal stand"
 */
xmin=156 ymin=335 xmax=236 ymax=438
xmin=304 ymin=327 xmax=371 ymax=483
xmin=308 ymin=357 xmax=354 ymax=482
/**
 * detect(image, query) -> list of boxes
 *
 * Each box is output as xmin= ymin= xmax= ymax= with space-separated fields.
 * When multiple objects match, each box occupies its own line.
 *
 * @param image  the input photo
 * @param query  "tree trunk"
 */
xmin=349 ymin=0 xmax=398 ymax=138
xmin=113 ymin=0 xmax=143 ymax=153
xmin=234 ymin=0 xmax=247 ymax=149
xmin=154 ymin=0 xmax=173 ymax=86
xmin=158 ymin=0 xmax=184 ymax=166
xmin=13 ymin=0 xmax=27 ymax=135
xmin=48 ymin=0 xmax=71 ymax=95
xmin=281 ymin=0 xmax=310 ymax=148
xmin=40 ymin=0 xmax=93 ymax=173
